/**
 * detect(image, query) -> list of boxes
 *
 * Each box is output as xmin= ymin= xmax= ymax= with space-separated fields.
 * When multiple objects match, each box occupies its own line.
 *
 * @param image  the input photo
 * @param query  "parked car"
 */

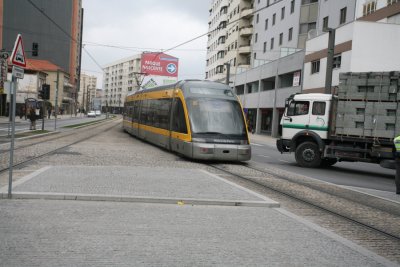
xmin=87 ymin=110 xmax=96 ymax=117
xmin=95 ymin=110 xmax=101 ymax=116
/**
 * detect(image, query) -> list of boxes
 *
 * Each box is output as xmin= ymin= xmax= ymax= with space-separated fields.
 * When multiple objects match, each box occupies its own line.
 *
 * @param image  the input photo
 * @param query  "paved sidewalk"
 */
xmin=0 ymin=166 xmax=396 ymax=266
xmin=249 ymin=133 xmax=277 ymax=146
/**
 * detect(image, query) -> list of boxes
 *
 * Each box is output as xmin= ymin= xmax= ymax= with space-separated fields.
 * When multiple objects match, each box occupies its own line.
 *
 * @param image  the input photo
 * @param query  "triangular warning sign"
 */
xmin=10 ymin=34 xmax=26 ymax=68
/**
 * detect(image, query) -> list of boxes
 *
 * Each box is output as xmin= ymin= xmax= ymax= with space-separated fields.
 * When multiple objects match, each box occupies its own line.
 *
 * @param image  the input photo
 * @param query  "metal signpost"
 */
xmin=8 ymin=34 xmax=27 ymax=198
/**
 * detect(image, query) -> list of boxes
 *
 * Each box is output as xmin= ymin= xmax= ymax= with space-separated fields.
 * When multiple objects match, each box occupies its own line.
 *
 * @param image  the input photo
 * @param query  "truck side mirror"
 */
xmin=285 ymin=99 xmax=289 ymax=108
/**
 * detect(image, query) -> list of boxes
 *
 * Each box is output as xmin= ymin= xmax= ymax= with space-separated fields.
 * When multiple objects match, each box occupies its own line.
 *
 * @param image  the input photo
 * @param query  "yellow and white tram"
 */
xmin=123 ymin=80 xmax=251 ymax=161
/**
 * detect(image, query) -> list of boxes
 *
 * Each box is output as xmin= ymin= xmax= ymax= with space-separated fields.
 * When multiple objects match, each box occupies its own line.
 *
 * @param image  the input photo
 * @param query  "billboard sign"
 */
xmin=141 ymin=52 xmax=178 ymax=77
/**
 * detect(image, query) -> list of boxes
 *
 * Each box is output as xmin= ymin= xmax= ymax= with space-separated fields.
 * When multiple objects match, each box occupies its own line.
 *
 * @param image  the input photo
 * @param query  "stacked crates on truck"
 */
xmin=332 ymin=71 xmax=400 ymax=140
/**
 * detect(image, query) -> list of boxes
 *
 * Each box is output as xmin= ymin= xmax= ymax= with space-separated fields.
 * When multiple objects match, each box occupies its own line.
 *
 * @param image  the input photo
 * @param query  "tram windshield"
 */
xmin=186 ymin=98 xmax=246 ymax=136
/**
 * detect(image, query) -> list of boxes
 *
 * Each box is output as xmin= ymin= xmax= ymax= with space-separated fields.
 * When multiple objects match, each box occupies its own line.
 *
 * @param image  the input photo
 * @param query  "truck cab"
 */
xmin=281 ymin=94 xmax=332 ymax=141
xmin=277 ymin=93 xmax=336 ymax=167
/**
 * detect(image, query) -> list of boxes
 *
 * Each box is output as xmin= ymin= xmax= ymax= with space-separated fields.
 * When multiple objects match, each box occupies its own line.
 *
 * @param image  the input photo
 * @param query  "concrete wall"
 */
xmin=351 ymin=21 xmax=400 ymax=72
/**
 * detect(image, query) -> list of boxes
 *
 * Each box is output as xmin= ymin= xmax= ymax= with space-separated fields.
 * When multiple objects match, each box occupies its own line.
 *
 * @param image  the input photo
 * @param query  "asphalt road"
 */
xmin=250 ymin=141 xmax=396 ymax=193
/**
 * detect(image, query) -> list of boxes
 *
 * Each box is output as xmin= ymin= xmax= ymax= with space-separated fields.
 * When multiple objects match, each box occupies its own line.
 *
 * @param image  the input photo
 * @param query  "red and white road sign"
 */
xmin=10 ymin=34 xmax=26 ymax=68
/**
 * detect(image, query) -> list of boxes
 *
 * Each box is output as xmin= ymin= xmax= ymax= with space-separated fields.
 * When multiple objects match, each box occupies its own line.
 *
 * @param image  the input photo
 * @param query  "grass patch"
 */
xmin=62 ymin=118 xmax=109 ymax=128
xmin=15 ymin=130 xmax=49 ymax=138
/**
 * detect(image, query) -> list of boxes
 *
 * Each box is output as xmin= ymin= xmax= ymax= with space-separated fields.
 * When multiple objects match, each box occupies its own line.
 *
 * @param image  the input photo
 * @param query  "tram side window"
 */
xmin=172 ymin=98 xmax=187 ymax=133
xmin=140 ymin=100 xmax=149 ymax=125
xmin=133 ymin=101 xmax=139 ymax=123
xmin=156 ymin=99 xmax=171 ymax=130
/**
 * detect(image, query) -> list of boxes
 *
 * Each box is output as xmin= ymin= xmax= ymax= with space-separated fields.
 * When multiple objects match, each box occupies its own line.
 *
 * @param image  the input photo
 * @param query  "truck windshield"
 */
xmin=287 ymin=101 xmax=309 ymax=116
xmin=186 ymin=98 xmax=246 ymax=136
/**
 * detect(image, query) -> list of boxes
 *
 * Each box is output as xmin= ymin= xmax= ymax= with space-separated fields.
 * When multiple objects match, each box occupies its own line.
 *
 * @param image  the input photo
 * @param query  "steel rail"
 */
xmin=209 ymin=163 xmax=400 ymax=242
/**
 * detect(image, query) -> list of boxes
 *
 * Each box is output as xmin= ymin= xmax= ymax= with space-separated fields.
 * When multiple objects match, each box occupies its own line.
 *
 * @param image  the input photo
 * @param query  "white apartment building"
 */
xmin=79 ymin=73 xmax=97 ymax=111
xmin=206 ymin=0 xmax=254 ymax=83
xmin=102 ymin=55 xmax=141 ymax=113
xmin=231 ymin=0 xmax=400 ymax=137
xmin=303 ymin=0 xmax=400 ymax=92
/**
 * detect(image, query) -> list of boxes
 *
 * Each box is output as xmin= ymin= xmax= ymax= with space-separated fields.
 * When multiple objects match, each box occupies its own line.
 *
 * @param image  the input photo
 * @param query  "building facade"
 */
xmin=0 ymin=0 xmax=82 ymax=116
xmin=102 ymin=55 xmax=142 ymax=113
xmin=206 ymin=0 xmax=254 ymax=83
xmin=303 ymin=0 xmax=400 ymax=92
xmin=102 ymin=53 xmax=179 ymax=114
xmin=79 ymin=73 xmax=97 ymax=112
xmin=228 ymin=0 xmax=400 ymax=137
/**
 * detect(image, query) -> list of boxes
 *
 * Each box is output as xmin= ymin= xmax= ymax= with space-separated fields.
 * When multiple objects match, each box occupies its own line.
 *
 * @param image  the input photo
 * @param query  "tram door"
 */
xmin=169 ymin=97 xmax=188 ymax=154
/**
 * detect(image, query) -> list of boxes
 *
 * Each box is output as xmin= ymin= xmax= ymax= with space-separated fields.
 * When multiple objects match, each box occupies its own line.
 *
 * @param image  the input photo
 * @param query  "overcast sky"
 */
xmin=81 ymin=0 xmax=210 ymax=88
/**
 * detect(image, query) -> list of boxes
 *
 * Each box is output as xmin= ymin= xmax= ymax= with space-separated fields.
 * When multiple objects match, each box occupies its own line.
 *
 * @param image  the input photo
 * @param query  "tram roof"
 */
xmin=126 ymin=80 xmax=231 ymax=97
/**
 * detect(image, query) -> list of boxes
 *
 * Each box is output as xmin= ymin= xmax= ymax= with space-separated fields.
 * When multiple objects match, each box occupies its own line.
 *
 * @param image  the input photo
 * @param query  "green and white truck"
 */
xmin=276 ymin=72 xmax=399 ymax=168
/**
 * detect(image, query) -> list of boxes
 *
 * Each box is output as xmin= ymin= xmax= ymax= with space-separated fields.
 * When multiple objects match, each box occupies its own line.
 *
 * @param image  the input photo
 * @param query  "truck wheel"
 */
xmin=321 ymin=158 xmax=337 ymax=168
xmin=295 ymin=141 xmax=321 ymax=168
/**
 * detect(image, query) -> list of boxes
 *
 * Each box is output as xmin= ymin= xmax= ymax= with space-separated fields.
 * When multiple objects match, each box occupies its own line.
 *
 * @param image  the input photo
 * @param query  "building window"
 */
xmin=388 ymin=0 xmax=399 ymax=5
xmin=323 ymin=16 xmax=329 ymax=29
xmin=279 ymin=33 xmax=283 ymax=45
xmin=263 ymin=42 xmax=267 ymax=53
xmin=288 ymin=27 xmax=293 ymax=41
xmin=311 ymin=60 xmax=320 ymax=74
xmin=291 ymin=0 xmax=295 ymax=13
xmin=273 ymin=13 xmax=276 ymax=25
xmin=255 ymin=33 xmax=258 ymax=43
xmin=363 ymin=1 xmax=377 ymax=16
xmin=270 ymin=38 xmax=274 ymax=50
xmin=256 ymin=14 xmax=259 ymax=23
xmin=299 ymin=22 xmax=316 ymax=34
xmin=254 ymin=53 xmax=257 ymax=60
xmin=301 ymin=0 xmax=318 ymax=4
xmin=333 ymin=54 xmax=342 ymax=69
xmin=340 ymin=7 xmax=347 ymax=24
xmin=265 ymin=19 xmax=268 ymax=30
xmin=281 ymin=7 xmax=285 ymax=20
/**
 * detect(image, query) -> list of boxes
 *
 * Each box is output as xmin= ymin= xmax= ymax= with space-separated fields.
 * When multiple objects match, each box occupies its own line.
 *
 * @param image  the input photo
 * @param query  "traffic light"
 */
xmin=42 ymin=84 xmax=50 ymax=100
xmin=38 ymin=89 xmax=44 ymax=99
xmin=32 ymin=42 xmax=38 ymax=57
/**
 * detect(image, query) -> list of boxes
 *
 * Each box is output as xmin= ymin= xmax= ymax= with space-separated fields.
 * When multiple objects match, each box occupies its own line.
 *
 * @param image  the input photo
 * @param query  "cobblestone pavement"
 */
xmin=0 ymin=122 xmax=398 ymax=266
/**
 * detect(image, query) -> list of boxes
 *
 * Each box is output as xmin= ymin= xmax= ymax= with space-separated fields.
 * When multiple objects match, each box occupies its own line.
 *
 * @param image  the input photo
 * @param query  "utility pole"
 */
xmin=54 ymin=69 xmax=59 ymax=130
xmin=75 ymin=8 xmax=84 ymax=117
xmin=324 ymin=27 xmax=336 ymax=94
xmin=224 ymin=62 xmax=230 ymax=86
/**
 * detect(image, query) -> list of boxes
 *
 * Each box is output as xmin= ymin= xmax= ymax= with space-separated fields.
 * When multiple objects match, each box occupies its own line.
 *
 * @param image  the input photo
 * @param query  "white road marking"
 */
xmin=257 ymin=155 xmax=271 ymax=158
xmin=279 ymin=159 xmax=290 ymax=163
xmin=251 ymin=143 xmax=264 ymax=147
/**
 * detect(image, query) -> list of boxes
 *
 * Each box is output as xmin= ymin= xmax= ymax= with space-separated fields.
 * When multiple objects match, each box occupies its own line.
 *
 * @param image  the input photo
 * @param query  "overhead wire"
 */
xmin=24 ymin=0 xmax=313 ymax=73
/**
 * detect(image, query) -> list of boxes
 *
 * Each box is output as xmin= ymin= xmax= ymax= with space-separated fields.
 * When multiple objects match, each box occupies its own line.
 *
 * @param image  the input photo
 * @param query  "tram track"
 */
xmin=207 ymin=162 xmax=400 ymax=263
xmin=0 ymin=119 xmax=113 ymax=154
xmin=0 ymin=119 xmax=121 ymax=174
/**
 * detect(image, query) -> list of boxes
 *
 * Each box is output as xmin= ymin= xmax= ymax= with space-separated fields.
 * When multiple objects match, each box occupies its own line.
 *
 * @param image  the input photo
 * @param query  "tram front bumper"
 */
xmin=192 ymin=143 xmax=251 ymax=161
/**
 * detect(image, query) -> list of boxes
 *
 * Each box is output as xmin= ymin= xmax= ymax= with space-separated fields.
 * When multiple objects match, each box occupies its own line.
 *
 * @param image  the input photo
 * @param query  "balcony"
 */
xmin=238 ymin=45 xmax=251 ymax=55
xmin=239 ymin=26 xmax=253 ymax=36
xmin=216 ymin=43 xmax=225 ymax=51
xmin=241 ymin=7 xmax=253 ymax=19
